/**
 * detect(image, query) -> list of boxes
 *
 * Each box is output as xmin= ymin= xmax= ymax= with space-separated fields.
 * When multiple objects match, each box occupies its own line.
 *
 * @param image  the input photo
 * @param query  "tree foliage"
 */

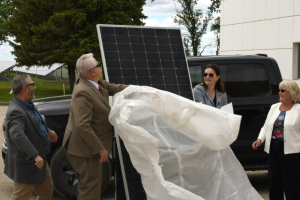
xmin=0 ymin=0 xmax=13 ymax=44
xmin=2 ymin=0 xmax=148 ymax=90
xmin=173 ymin=0 xmax=212 ymax=56
xmin=208 ymin=0 xmax=220 ymax=55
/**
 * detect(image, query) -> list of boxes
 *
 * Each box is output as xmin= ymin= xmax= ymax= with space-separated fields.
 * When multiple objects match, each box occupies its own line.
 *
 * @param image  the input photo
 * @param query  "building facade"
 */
xmin=220 ymin=0 xmax=300 ymax=79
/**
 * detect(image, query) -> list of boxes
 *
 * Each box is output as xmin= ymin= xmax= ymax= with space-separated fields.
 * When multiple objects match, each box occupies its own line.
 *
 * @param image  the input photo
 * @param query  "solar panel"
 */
xmin=97 ymin=25 xmax=193 ymax=100
xmin=96 ymin=24 xmax=194 ymax=200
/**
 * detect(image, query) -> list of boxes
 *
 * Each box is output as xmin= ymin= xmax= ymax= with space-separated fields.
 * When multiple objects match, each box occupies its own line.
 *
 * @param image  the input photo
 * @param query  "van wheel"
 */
xmin=50 ymin=147 xmax=112 ymax=199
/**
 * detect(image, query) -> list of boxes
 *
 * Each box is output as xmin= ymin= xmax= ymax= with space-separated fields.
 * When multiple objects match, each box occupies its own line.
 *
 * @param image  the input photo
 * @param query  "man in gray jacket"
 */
xmin=4 ymin=74 xmax=58 ymax=200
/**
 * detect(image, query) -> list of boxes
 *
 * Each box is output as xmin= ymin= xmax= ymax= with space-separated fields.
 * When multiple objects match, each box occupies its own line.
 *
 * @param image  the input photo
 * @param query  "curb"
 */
xmin=0 ymin=102 xmax=10 ymax=106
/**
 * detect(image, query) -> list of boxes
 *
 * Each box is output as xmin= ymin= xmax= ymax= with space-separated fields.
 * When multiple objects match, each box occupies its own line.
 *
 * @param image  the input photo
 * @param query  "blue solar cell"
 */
xmin=114 ymin=27 xmax=129 ymax=35
xmin=143 ymin=37 xmax=157 ymax=44
xmin=144 ymin=44 xmax=158 ymax=52
xmin=131 ymin=44 xmax=145 ymax=52
xmin=142 ymin=28 xmax=155 ymax=36
xmin=155 ymin=29 xmax=169 ymax=37
xmin=100 ymin=27 xmax=114 ymax=34
xmin=158 ymin=44 xmax=172 ymax=53
xmin=168 ymin=29 xmax=182 ymax=37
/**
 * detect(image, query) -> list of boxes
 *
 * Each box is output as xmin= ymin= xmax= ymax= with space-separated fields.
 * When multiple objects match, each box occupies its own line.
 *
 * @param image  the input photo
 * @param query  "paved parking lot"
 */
xmin=0 ymin=105 xmax=271 ymax=199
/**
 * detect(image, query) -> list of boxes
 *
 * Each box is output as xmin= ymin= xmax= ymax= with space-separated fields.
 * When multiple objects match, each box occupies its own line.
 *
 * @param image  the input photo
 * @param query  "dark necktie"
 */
xmin=98 ymin=84 xmax=103 ymax=95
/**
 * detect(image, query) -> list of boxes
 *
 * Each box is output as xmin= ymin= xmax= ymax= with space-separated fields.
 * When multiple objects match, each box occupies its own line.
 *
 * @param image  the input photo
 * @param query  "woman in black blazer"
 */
xmin=193 ymin=64 xmax=227 ymax=108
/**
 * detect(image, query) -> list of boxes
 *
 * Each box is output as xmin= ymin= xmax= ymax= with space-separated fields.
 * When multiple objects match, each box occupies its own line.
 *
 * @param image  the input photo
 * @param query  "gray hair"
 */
xmin=11 ymin=74 xmax=30 ymax=95
xmin=76 ymin=53 xmax=96 ymax=77
xmin=279 ymin=80 xmax=300 ymax=103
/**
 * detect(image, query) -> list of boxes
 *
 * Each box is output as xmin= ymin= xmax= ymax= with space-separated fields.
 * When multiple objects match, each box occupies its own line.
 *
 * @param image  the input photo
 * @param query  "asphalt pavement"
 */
xmin=0 ymin=105 xmax=271 ymax=199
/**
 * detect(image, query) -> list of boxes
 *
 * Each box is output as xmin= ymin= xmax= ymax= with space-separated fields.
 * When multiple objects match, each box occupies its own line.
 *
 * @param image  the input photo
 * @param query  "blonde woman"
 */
xmin=252 ymin=80 xmax=300 ymax=200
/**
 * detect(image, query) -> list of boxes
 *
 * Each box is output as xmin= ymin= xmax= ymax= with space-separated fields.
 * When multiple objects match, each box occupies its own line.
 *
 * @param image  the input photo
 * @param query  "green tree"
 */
xmin=208 ymin=0 xmax=220 ymax=55
xmin=173 ymin=0 xmax=212 ymax=56
xmin=5 ymin=0 xmax=148 ymax=91
xmin=0 ymin=0 xmax=13 ymax=44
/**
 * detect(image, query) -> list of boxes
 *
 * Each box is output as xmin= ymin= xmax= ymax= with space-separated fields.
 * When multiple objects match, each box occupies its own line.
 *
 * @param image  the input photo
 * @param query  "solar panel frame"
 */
xmin=97 ymin=24 xmax=194 ymax=100
xmin=96 ymin=24 xmax=195 ymax=200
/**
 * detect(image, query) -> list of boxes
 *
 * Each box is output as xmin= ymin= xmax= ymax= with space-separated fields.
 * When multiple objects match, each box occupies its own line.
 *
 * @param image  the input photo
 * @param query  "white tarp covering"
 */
xmin=109 ymin=86 xmax=263 ymax=200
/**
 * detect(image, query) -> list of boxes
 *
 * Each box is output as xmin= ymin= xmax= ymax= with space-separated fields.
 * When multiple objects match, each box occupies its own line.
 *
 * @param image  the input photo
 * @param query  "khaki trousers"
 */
xmin=66 ymin=154 xmax=102 ymax=200
xmin=12 ymin=164 xmax=53 ymax=200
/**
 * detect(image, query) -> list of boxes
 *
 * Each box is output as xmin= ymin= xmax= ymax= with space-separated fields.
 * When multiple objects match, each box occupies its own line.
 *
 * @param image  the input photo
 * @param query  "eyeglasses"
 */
xmin=89 ymin=62 xmax=101 ymax=72
xmin=278 ymin=89 xmax=287 ymax=93
xmin=25 ymin=83 xmax=35 ymax=87
xmin=203 ymin=73 xmax=214 ymax=78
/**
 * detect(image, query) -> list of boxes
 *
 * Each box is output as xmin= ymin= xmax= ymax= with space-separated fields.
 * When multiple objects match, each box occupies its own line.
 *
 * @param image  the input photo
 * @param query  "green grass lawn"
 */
xmin=0 ymin=80 xmax=72 ymax=102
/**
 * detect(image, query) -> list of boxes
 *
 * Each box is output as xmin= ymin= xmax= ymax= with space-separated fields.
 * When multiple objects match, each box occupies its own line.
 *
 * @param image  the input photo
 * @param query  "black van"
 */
xmin=188 ymin=54 xmax=282 ymax=170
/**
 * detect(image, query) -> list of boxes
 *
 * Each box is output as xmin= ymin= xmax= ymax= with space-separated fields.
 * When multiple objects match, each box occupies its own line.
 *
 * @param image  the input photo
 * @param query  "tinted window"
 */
xmin=189 ymin=65 xmax=203 ymax=88
xmin=220 ymin=64 xmax=270 ymax=98
xmin=189 ymin=63 xmax=271 ymax=98
xmin=188 ymin=65 xmax=202 ymax=87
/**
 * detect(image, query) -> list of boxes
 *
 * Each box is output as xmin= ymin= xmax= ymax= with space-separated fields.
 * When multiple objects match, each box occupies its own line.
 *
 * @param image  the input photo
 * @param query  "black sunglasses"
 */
xmin=203 ymin=73 xmax=214 ymax=78
xmin=25 ymin=83 xmax=35 ymax=87
xmin=278 ymin=89 xmax=287 ymax=93
xmin=89 ymin=62 xmax=101 ymax=72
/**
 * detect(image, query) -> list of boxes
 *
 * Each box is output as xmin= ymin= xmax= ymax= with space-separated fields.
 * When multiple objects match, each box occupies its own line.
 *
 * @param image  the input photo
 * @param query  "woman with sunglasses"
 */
xmin=252 ymin=80 xmax=300 ymax=200
xmin=192 ymin=64 xmax=263 ymax=198
xmin=193 ymin=63 xmax=227 ymax=108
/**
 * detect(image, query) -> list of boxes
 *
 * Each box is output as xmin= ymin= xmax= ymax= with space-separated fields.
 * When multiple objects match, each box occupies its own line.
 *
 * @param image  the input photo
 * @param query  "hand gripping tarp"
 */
xmin=109 ymin=86 xmax=263 ymax=200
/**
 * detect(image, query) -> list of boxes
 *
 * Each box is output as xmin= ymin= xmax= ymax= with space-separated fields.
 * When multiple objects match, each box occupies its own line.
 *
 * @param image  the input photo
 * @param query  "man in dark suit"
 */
xmin=4 ymin=74 xmax=58 ymax=200
xmin=62 ymin=53 xmax=127 ymax=199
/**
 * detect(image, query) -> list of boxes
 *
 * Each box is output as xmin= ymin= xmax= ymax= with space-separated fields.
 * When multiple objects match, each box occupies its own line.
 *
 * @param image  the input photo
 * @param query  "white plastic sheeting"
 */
xmin=109 ymin=86 xmax=263 ymax=200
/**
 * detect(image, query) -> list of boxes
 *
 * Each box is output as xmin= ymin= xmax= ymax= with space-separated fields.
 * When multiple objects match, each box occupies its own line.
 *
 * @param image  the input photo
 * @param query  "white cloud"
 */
xmin=144 ymin=0 xmax=212 ymax=15
xmin=159 ymin=17 xmax=178 ymax=27
xmin=144 ymin=19 xmax=159 ymax=27
xmin=143 ymin=0 xmax=176 ymax=14
xmin=144 ymin=16 xmax=183 ymax=28
xmin=143 ymin=0 xmax=218 ymax=56
xmin=201 ymin=31 xmax=218 ymax=55
xmin=0 ymin=42 xmax=15 ymax=61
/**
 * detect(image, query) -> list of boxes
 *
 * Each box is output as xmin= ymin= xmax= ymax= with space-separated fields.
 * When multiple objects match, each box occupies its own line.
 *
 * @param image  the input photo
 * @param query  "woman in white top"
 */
xmin=252 ymin=80 xmax=300 ymax=200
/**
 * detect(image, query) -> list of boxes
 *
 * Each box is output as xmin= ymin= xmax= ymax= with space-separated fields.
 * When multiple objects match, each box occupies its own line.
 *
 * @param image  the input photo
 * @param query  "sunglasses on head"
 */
xmin=278 ymin=89 xmax=287 ymax=93
xmin=25 ymin=83 xmax=35 ymax=87
xmin=203 ymin=73 xmax=214 ymax=78
xmin=89 ymin=62 xmax=101 ymax=72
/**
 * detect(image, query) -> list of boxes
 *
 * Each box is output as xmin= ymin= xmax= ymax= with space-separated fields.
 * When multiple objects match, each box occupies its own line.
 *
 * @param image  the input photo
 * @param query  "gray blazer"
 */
xmin=193 ymin=85 xmax=228 ymax=109
xmin=4 ymin=98 xmax=48 ymax=184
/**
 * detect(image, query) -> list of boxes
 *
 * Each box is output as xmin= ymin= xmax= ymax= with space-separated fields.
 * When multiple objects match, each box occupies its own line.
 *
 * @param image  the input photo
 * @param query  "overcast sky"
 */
xmin=0 ymin=0 xmax=216 ymax=61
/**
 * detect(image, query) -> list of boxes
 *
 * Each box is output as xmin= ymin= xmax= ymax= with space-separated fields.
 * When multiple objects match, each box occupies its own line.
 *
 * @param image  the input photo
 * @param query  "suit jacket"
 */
xmin=193 ymin=85 xmax=228 ymax=108
xmin=62 ymin=78 xmax=127 ymax=158
xmin=4 ymin=98 xmax=48 ymax=184
xmin=258 ymin=103 xmax=300 ymax=154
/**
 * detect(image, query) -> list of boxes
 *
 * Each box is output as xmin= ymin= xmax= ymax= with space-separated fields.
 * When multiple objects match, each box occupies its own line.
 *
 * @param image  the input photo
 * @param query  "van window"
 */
xmin=219 ymin=64 xmax=270 ymax=98
xmin=189 ymin=65 xmax=203 ymax=87
xmin=189 ymin=63 xmax=271 ymax=98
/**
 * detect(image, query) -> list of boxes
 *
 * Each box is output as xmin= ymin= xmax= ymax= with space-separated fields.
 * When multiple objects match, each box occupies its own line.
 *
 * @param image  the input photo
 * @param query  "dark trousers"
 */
xmin=268 ymin=139 xmax=300 ymax=200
